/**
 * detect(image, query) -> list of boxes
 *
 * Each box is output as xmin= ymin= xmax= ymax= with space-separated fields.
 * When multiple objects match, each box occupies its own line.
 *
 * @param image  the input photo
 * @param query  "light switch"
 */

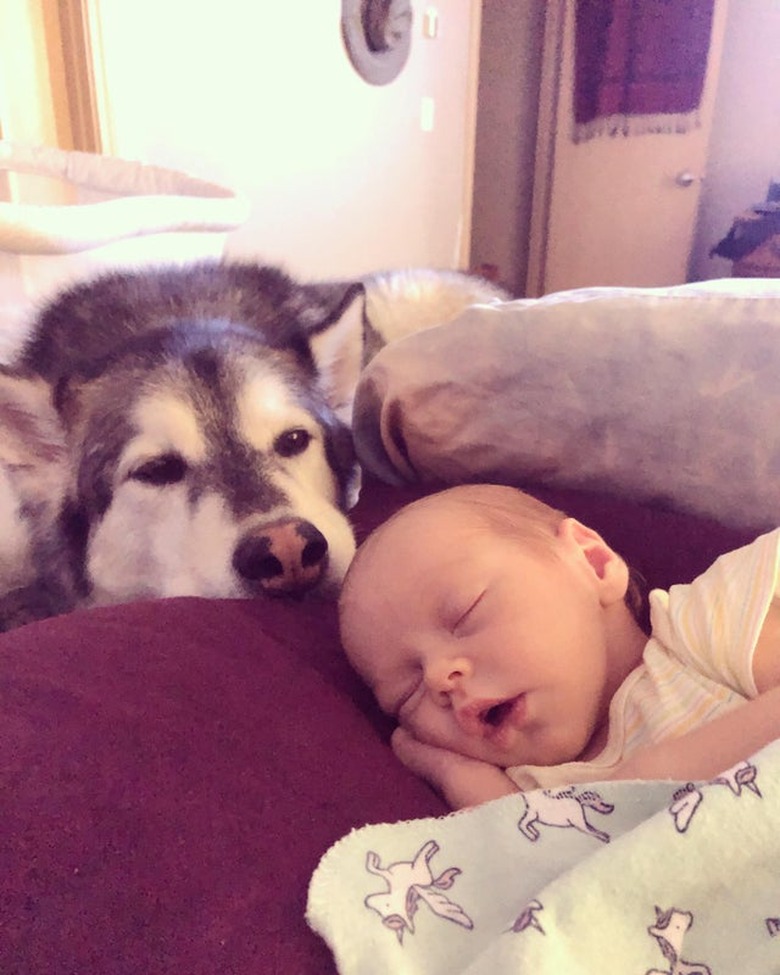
xmin=423 ymin=7 xmax=439 ymax=39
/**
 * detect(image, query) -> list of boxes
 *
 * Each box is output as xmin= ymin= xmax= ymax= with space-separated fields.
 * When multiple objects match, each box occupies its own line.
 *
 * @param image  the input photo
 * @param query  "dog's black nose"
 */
xmin=233 ymin=519 xmax=329 ymax=595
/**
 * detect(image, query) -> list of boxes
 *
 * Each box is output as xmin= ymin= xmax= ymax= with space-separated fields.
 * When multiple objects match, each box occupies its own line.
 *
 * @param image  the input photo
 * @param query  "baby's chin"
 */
xmin=514 ymin=731 xmax=596 ymax=770
xmin=486 ymin=722 xmax=593 ymax=771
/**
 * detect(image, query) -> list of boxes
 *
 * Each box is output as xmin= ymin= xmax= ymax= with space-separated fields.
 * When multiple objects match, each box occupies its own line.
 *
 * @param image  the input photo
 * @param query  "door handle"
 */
xmin=675 ymin=170 xmax=703 ymax=188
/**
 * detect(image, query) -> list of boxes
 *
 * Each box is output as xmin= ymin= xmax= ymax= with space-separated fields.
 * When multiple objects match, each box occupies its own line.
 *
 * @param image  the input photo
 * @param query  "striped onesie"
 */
xmin=509 ymin=529 xmax=780 ymax=790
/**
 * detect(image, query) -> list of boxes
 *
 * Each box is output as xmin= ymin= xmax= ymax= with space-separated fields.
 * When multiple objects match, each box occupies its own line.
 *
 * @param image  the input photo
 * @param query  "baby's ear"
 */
xmin=557 ymin=518 xmax=629 ymax=605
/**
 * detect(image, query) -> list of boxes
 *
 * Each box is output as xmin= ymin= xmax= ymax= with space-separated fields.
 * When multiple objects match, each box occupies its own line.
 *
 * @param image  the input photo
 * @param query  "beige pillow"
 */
xmin=353 ymin=281 xmax=780 ymax=530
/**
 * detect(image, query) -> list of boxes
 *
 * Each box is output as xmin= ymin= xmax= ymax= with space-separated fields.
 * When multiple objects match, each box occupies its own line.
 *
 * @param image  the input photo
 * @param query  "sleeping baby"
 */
xmin=338 ymin=483 xmax=780 ymax=808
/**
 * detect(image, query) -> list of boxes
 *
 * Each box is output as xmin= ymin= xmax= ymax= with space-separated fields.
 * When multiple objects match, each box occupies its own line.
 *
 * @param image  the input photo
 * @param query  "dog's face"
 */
xmin=59 ymin=335 xmax=359 ymax=606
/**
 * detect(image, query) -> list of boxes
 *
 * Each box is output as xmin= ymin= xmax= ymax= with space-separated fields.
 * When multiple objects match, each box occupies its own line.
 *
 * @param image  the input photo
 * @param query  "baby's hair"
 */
xmin=432 ymin=483 xmax=568 ymax=546
xmin=343 ymin=483 xmax=646 ymax=624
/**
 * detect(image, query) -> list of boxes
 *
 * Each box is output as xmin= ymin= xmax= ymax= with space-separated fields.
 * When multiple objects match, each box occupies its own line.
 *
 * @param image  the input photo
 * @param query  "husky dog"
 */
xmin=360 ymin=267 xmax=510 ymax=363
xmin=0 ymin=261 xmax=508 ymax=630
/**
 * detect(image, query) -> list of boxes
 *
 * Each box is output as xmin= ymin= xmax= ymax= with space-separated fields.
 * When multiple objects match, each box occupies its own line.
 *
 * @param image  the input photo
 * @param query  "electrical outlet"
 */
xmin=420 ymin=96 xmax=435 ymax=132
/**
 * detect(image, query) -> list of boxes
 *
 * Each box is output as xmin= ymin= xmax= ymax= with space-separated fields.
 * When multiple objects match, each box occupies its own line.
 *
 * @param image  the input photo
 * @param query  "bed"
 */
xmin=2 ymin=279 xmax=779 ymax=973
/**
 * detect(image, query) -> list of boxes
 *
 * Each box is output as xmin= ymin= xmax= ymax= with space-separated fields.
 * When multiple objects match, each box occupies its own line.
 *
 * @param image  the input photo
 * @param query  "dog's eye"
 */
xmin=130 ymin=453 xmax=188 ymax=486
xmin=274 ymin=428 xmax=312 ymax=458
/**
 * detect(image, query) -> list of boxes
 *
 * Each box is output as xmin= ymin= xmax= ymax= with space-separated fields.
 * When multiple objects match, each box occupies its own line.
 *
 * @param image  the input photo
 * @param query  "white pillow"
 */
xmin=353 ymin=280 xmax=780 ymax=530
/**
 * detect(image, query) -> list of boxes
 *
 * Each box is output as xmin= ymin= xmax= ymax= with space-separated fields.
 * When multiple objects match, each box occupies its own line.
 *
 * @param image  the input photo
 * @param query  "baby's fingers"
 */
xmin=390 ymin=725 xmax=449 ymax=777
xmin=390 ymin=727 xmax=518 ymax=808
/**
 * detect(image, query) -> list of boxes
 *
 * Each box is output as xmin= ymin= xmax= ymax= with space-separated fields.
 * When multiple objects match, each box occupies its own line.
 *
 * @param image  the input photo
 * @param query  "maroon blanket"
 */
xmin=0 ymin=477 xmax=759 ymax=973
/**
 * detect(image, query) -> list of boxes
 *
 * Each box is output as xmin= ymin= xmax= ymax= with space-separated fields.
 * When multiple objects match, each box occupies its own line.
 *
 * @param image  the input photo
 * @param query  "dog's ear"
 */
xmin=307 ymin=283 xmax=366 ymax=422
xmin=0 ymin=370 xmax=64 ymax=463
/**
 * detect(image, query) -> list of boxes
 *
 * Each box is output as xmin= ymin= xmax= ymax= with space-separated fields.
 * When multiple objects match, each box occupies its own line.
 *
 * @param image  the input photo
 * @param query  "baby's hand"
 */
xmin=391 ymin=726 xmax=519 ymax=809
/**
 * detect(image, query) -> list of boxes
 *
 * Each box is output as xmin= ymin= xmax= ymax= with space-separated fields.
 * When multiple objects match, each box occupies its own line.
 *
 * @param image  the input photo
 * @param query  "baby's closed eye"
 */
xmin=453 ymin=590 xmax=487 ymax=636
xmin=379 ymin=665 xmax=423 ymax=717
xmin=394 ymin=677 xmax=425 ymax=719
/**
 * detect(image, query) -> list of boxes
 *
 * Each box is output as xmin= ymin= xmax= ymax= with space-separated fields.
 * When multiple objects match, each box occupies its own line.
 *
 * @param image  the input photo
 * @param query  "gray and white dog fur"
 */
xmin=0 ymin=260 xmax=508 ymax=630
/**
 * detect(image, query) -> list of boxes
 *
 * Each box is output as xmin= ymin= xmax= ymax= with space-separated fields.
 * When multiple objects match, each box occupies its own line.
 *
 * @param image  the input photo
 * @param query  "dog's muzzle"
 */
xmin=232 ymin=518 xmax=329 ymax=596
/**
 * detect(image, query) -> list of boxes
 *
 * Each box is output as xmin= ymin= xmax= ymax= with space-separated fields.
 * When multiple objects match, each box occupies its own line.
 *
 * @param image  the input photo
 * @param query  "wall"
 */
xmin=469 ymin=0 xmax=545 ymax=296
xmin=689 ymin=0 xmax=780 ymax=281
xmin=0 ymin=0 xmax=59 ymax=147
xmin=89 ymin=0 xmax=480 ymax=280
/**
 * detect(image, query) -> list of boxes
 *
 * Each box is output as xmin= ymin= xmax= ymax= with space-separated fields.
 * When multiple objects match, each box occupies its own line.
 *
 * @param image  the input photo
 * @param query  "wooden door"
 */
xmin=527 ymin=0 xmax=728 ymax=296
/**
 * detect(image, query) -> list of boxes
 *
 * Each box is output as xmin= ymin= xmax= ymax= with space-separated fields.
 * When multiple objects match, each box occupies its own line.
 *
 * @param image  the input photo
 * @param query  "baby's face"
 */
xmin=340 ymin=500 xmax=618 ymax=770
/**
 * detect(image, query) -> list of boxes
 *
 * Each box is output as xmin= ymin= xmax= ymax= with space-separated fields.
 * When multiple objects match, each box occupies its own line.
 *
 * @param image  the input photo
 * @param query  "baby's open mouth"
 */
xmin=456 ymin=694 xmax=527 ymax=741
xmin=475 ymin=694 xmax=527 ymax=739
xmin=481 ymin=699 xmax=516 ymax=727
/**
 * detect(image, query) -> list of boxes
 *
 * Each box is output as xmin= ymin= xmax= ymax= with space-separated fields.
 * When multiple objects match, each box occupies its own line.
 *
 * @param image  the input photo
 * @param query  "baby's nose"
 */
xmin=425 ymin=657 xmax=471 ymax=701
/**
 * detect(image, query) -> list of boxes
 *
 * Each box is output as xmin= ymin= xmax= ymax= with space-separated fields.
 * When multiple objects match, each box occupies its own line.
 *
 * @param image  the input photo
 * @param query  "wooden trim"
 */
xmin=41 ymin=0 xmax=101 ymax=153
xmin=457 ymin=0 xmax=483 ymax=269
xmin=525 ymin=0 xmax=565 ymax=297
xmin=79 ymin=0 xmax=116 ymax=154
